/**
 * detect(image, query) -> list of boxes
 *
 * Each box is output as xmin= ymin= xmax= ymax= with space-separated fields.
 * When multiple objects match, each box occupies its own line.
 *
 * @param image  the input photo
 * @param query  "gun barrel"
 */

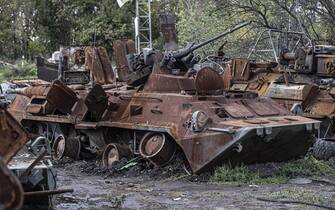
xmin=192 ymin=21 xmax=251 ymax=51
xmin=161 ymin=21 xmax=252 ymax=70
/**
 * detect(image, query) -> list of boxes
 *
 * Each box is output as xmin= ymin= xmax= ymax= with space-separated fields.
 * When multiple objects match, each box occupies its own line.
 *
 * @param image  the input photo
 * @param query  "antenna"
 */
xmin=117 ymin=0 xmax=153 ymax=53
xmin=135 ymin=0 xmax=152 ymax=53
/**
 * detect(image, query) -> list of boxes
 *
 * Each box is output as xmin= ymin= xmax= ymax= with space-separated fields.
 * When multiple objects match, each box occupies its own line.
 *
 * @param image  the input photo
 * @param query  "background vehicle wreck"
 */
xmin=221 ymin=29 xmax=335 ymax=160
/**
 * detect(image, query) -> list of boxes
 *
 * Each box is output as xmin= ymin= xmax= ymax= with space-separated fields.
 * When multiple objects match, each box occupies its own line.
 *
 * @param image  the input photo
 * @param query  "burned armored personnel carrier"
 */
xmin=8 ymin=22 xmax=320 ymax=173
xmin=221 ymin=29 xmax=335 ymax=159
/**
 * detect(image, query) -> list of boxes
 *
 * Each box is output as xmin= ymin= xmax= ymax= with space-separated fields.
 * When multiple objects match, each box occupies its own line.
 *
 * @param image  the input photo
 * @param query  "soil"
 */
xmin=54 ymin=158 xmax=335 ymax=210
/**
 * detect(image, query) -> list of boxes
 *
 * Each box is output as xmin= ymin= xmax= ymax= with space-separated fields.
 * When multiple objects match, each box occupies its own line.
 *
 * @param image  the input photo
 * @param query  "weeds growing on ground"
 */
xmin=270 ymin=189 xmax=327 ymax=204
xmin=281 ymin=156 xmax=335 ymax=177
xmin=210 ymin=164 xmax=287 ymax=185
xmin=211 ymin=156 xmax=335 ymax=185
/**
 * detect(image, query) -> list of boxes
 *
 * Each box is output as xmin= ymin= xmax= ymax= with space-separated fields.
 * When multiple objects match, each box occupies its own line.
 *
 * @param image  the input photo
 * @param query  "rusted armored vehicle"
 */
xmin=8 ymin=22 xmax=320 ymax=173
xmin=222 ymin=29 xmax=335 ymax=159
xmin=37 ymin=46 xmax=115 ymax=85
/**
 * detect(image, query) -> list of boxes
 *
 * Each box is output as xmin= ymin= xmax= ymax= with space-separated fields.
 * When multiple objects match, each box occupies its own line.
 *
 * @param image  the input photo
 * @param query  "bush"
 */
xmin=211 ymin=157 xmax=335 ymax=185
xmin=210 ymin=164 xmax=286 ymax=185
xmin=281 ymin=156 xmax=335 ymax=178
xmin=0 ymin=62 xmax=37 ymax=82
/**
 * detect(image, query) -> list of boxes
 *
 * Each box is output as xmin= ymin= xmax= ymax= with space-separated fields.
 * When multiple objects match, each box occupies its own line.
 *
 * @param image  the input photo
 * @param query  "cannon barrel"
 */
xmin=160 ymin=21 xmax=251 ymax=71
xmin=174 ymin=21 xmax=251 ymax=59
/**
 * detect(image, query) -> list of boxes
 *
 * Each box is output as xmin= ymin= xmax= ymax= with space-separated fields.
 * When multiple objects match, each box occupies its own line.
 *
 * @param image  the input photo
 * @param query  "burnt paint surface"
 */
xmin=8 ymin=54 xmax=319 ymax=173
xmin=0 ymin=108 xmax=29 ymax=163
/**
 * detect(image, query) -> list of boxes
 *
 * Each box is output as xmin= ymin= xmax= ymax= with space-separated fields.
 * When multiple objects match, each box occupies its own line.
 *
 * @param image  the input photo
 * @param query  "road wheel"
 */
xmin=139 ymin=132 xmax=176 ymax=166
xmin=102 ymin=143 xmax=132 ymax=168
xmin=52 ymin=136 xmax=81 ymax=160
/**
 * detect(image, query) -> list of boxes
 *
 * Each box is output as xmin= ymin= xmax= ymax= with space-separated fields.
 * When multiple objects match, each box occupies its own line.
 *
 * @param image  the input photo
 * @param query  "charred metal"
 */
xmin=5 ymin=22 xmax=321 ymax=175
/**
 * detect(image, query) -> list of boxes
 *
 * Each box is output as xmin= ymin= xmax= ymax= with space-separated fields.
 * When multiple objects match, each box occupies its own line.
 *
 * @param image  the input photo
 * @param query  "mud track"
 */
xmin=55 ymin=160 xmax=335 ymax=210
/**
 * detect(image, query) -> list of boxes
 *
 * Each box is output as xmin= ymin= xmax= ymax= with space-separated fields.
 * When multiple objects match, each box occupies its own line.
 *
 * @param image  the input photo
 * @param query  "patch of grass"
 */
xmin=211 ymin=157 xmax=335 ymax=185
xmin=210 ymin=164 xmax=287 ymax=185
xmin=0 ymin=71 xmax=5 ymax=82
xmin=270 ymin=189 xmax=334 ymax=205
xmin=281 ymin=156 xmax=335 ymax=178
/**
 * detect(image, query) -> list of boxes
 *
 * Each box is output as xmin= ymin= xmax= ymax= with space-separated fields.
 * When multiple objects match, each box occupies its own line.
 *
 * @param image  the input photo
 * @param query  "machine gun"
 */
xmin=160 ymin=21 xmax=251 ymax=72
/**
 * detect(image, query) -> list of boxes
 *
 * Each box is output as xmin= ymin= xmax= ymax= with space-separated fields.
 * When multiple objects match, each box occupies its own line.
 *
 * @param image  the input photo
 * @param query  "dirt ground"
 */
xmin=53 ymin=159 xmax=335 ymax=210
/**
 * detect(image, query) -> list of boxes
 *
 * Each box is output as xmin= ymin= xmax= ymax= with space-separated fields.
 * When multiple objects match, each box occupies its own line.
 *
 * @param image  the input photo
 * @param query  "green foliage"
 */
xmin=0 ymin=0 xmax=335 ymax=68
xmin=67 ymin=0 xmax=135 ymax=48
xmin=281 ymin=156 xmax=335 ymax=177
xmin=210 ymin=164 xmax=287 ymax=185
xmin=0 ymin=71 xmax=5 ymax=82
xmin=0 ymin=63 xmax=37 ymax=82
xmin=270 ymin=189 xmax=329 ymax=204
xmin=211 ymin=157 xmax=335 ymax=185
xmin=166 ymin=0 xmax=335 ymax=58
xmin=175 ymin=0 xmax=255 ymax=57
xmin=0 ymin=0 xmax=146 ymax=62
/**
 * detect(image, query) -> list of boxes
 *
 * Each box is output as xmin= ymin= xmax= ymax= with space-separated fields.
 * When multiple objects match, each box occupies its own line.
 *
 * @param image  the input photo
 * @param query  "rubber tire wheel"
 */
xmin=312 ymin=139 xmax=335 ymax=160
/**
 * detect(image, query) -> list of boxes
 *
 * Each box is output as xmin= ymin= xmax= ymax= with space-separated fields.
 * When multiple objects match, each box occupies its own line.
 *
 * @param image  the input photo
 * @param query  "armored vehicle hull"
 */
xmin=8 ymin=24 xmax=321 ymax=173
xmin=8 ymin=58 xmax=320 ymax=173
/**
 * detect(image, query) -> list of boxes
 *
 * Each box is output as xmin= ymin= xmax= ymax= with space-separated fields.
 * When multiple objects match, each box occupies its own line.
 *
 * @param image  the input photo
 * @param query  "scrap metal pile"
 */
xmin=0 ymin=104 xmax=72 ymax=209
xmin=1 ymin=20 xmax=320 ymax=177
xmin=3 ymin=11 xmax=335 ymax=209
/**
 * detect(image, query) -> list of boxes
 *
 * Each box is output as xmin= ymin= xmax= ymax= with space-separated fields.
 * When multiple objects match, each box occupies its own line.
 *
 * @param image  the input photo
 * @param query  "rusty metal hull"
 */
xmin=183 ymin=121 xmax=316 ymax=173
xmin=0 ymin=108 xmax=26 ymax=210
xmin=97 ymin=91 xmax=319 ymax=173
xmin=8 ymin=53 xmax=321 ymax=174
xmin=0 ymin=109 xmax=30 ymax=163
xmin=99 ymin=117 xmax=317 ymax=173
xmin=9 ymin=79 xmax=320 ymax=174
xmin=0 ymin=157 xmax=23 ymax=210
xmin=225 ymin=58 xmax=335 ymax=121
xmin=0 ymin=106 xmax=65 ymax=209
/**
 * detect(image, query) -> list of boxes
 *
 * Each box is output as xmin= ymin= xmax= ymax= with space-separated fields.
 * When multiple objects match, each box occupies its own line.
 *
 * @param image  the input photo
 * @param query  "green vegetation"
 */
xmin=168 ymin=0 xmax=335 ymax=57
xmin=281 ymin=156 xmax=335 ymax=177
xmin=1 ymin=0 xmax=335 ymax=79
xmin=211 ymin=164 xmax=287 ymax=185
xmin=0 ymin=63 xmax=37 ymax=82
xmin=211 ymin=157 xmax=335 ymax=185
xmin=270 ymin=189 xmax=329 ymax=204
xmin=175 ymin=0 xmax=255 ymax=57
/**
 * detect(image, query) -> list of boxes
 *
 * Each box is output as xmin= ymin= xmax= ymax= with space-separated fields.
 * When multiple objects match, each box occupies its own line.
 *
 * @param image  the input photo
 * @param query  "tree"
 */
xmin=0 ymin=0 xmax=335 ymax=64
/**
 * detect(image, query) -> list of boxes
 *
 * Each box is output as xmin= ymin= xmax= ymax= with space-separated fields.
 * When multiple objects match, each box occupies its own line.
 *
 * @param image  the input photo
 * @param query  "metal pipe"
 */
xmin=268 ymin=30 xmax=278 ymax=63
xmin=120 ymin=95 xmax=163 ymax=102
xmin=207 ymin=127 xmax=235 ymax=134
xmin=24 ymin=189 xmax=74 ymax=197
xmin=191 ymin=21 xmax=251 ymax=53
xmin=19 ymin=148 xmax=47 ymax=180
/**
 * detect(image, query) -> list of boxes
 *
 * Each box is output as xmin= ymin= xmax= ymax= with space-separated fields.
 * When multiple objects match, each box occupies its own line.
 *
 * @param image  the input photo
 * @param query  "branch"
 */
xmin=231 ymin=0 xmax=274 ymax=29
xmin=270 ymin=0 xmax=311 ymax=39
